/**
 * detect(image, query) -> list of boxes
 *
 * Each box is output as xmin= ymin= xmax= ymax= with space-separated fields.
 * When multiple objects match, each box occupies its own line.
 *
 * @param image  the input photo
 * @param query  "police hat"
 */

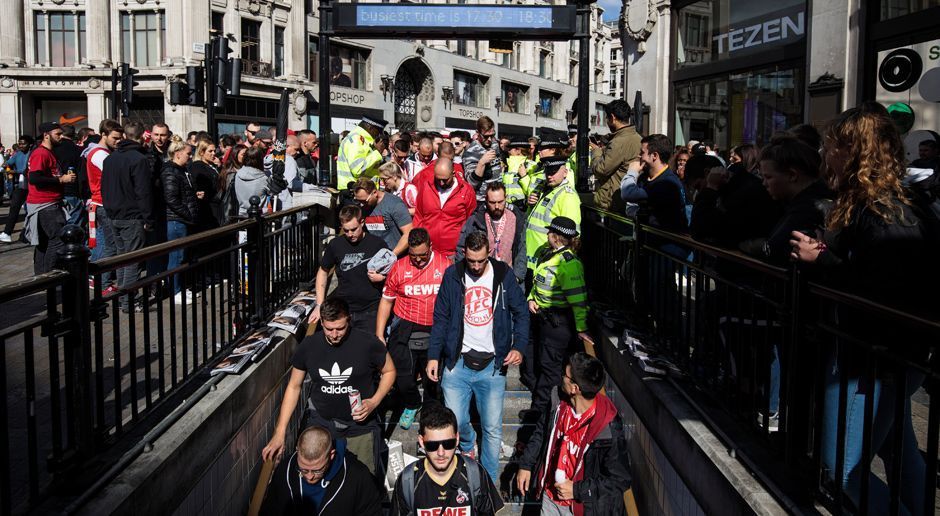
xmin=508 ymin=139 xmax=530 ymax=149
xmin=567 ymin=124 xmax=579 ymax=135
xmin=548 ymin=216 xmax=578 ymax=237
xmin=537 ymin=128 xmax=568 ymax=150
xmin=541 ymin=157 xmax=568 ymax=175
xmin=361 ymin=116 xmax=389 ymax=130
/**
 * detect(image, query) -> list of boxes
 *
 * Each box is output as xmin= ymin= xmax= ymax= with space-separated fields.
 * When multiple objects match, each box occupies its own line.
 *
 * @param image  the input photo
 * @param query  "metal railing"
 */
xmin=0 ymin=197 xmax=331 ymax=515
xmin=581 ymin=206 xmax=940 ymax=515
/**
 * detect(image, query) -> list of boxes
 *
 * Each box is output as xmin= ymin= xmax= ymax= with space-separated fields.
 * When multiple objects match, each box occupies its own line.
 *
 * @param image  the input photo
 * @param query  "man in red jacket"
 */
xmin=412 ymin=157 xmax=476 ymax=259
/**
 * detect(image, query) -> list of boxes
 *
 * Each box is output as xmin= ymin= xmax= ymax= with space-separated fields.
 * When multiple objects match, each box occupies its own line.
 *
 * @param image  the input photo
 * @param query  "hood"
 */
xmin=325 ymin=438 xmax=347 ymax=482
xmin=236 ymin=165 xmax=267 ymax=182
xmin=115 ymin=140 xmax=143 ymax=153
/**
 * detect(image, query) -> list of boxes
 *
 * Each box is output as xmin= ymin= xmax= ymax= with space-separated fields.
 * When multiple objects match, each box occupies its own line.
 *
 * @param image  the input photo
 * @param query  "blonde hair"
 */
xmin=192 ymin=138 xmax=214 ymax=162
xmin=824 ymin=106 xmax=910 ymax=231
xmin=379 ymin=161 xmax=402 ymax=179
xmin=167 ymin=134 xmax=188 ymax=156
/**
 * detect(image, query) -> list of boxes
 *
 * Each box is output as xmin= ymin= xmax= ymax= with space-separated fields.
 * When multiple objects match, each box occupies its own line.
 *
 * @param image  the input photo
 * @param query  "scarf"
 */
xmin=546 ymin=400 xmax=597 ymax=506
xmin=485 ymin=209 xmax=516 ymax=266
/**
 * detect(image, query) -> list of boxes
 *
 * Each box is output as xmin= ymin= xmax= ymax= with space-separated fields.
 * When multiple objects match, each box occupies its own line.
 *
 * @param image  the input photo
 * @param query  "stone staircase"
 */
xmin=381 ymin=363 xmax=542 ymax=514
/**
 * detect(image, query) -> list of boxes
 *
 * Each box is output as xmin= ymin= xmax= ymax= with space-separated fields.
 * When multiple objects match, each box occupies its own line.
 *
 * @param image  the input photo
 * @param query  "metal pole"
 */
xmin=318 ymin=0 xmax=333 ymax=187
xmin=207 ymin=38 xmax=217 ymax=141
xmin=575 ymin=4 xmax=591 ymax=193
xmin=110 ymin=68 xmax=119 ymax=120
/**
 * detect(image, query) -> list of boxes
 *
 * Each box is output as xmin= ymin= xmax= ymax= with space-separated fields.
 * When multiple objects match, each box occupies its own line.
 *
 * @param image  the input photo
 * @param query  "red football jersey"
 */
xmin=382 ymin=251 xmax=451 ymax=326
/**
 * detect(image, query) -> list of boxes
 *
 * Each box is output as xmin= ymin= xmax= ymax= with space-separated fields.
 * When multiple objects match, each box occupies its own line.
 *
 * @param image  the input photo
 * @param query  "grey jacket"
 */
xmin=234 ymin=165 xmax=272 ymax=216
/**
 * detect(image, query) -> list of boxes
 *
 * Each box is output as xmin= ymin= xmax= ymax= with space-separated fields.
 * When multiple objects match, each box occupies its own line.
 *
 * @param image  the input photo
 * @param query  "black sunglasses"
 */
xmin=424 ymin=438 xmax=458 ymax=452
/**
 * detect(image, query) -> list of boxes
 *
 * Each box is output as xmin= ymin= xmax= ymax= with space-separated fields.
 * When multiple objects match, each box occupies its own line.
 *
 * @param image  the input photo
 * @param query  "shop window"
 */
xmin=537 ymin=90 xmax=562 ymax=119
xmin=676 ymin=0 xmax=806 ymax=69
xmin=880 ymin=0 xmax=940 ymax=20
xmin=120 ymin=11 xmax=165 ymax=67
xmin=500 ymin=82 xmax=528 ymax=113
xmin=454 ymin=70 xmax=487 ymax=108
xmin=674 ymin=64 xmax=803 ymax=151
xmin=329 ymin=44 xmax=369 ymax=89
xmin=34 ymin=12 xmax=86 ymax=66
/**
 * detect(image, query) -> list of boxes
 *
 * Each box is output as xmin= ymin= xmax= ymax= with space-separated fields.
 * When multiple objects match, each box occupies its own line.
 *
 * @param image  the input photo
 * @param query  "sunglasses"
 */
xmin=424 ymin=438 xmax=458 ymax=452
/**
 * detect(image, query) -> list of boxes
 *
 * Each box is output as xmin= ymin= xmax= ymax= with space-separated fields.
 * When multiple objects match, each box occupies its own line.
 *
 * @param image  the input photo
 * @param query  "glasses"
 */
xmin=298 ymin=464 xmax=329 ymax=476
xmin=423 ymin=438 xmax=458 ymax=452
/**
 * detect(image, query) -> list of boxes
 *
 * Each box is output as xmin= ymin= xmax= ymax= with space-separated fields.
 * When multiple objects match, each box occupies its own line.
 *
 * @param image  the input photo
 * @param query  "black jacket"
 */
xmin=739 ymin=180 xmax=832 ymax=266
xmin=691 ymin=164 xmax=783 ymax=247
xmin=519 ymin=396 xmax=632 ymax=516
xmin=261 ymin=446 xmax=384 ymax=515
xmin=188 ymin=160 xmax=221 ymax=230
xmin=53 ymin=138 xmax=84 ymax=198
xmin=160 ymin=161 xmax=198 ymax=225
xmin=101 ymin=140 xmax=153 ymax=223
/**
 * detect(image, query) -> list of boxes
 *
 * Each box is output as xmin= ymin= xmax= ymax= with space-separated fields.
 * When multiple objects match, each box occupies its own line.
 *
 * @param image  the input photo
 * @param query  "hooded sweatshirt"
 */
xmin=234 ymin=165 xmax=270 ymax=216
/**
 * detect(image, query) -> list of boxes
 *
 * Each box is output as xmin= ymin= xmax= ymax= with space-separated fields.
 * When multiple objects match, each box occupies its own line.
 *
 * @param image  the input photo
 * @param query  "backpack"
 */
xmin=400 ymin=456 xmax=482 ymax=512
xmin=218 ymin=171 xmax=239 ymax=225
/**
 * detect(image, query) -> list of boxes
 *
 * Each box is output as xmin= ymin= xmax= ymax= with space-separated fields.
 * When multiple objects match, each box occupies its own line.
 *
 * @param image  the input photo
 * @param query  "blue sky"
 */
xmin=597 ymin=0 xmax=621 ymax=22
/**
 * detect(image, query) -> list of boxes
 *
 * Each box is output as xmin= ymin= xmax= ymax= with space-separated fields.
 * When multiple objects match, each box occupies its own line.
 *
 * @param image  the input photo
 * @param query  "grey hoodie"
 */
xmin=234 ymin=165 xmax=271 ymax=216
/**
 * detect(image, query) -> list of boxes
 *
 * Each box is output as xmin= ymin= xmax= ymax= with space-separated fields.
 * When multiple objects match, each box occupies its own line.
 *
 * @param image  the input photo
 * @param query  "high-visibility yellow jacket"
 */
xmin=524 ymin=177 xmax=581 ymax=270
xmin=565 ymin=150 xmax=591 ymax=176
xmin=336 ymin=126 xmax=382 ymax=190
xmin=528 ymin=243 xmax=589 ymax=331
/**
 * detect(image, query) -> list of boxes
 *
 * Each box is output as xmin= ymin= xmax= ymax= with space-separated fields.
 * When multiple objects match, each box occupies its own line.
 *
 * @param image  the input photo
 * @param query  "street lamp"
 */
xmin=565 ymin=109 xmax=574 ymax=124
xmin=380 ymin=74 xmax=395 ymax=102
xmin=441 ymin=86 xmax=454 ymax=109
xmin=494 ymin=95 xmax=502 ymax=115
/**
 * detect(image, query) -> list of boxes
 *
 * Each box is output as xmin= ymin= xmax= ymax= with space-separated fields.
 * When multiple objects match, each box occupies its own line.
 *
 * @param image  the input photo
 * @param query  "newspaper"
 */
xmin=210 ymin=327 xmax=276 ymax=376
xmin=268 ymin=304 xmax=308 ymax=332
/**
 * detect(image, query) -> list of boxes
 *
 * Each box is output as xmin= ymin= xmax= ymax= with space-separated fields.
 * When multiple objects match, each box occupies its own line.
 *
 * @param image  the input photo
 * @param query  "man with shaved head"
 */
xmin=261 ymin=424 xmax=383 ymax=514
xmin=412 ymin=156 xmax=477 ymax=259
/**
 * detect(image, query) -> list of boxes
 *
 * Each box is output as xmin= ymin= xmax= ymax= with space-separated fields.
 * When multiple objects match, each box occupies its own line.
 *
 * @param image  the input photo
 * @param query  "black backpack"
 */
xmin=218 ymin=172 xmax=239 ymax=225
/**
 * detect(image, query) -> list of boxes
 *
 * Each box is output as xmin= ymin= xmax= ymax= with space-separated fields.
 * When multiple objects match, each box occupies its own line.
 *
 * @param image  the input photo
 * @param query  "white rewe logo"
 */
xmin=318 ymin=362 xmax=352 ymax=385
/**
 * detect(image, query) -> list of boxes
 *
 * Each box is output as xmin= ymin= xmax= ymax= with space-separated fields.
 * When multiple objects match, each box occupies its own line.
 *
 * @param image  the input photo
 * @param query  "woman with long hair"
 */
xmin=189 ymin=138 xmax=222 ymax=233
xmin=791 ymin=106 xmax=936 ymax=515
xmin=729 ymin=144 xmax=759 ymax=174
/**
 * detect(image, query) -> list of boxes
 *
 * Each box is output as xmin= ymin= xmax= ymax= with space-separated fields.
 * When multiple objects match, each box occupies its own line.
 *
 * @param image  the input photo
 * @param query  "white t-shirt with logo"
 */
xmin=461 ymin=264 xmax=495 ymax=354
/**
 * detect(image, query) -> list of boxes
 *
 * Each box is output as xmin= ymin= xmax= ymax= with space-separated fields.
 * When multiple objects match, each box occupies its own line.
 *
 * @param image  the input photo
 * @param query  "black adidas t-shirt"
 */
xmin=291 ymin=329 xmax=387 ymax=423
xmin=393 ymin=456 xmax=504 ymax=516
xmin=320 ymin=233 xmax=388 ymax=312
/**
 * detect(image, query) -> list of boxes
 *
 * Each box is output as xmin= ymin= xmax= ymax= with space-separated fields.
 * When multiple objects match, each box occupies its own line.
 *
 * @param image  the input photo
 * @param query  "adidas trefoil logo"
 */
xmin=319 ymin=362 xmax=353 ymax=385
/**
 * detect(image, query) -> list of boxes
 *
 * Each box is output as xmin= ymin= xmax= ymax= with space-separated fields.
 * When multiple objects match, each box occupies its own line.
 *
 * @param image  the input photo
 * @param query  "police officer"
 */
xmin=524 ymin=216 xmax=593 ymax=415
xmin=519 ymin=128 xmax=567 ymax=200
xmin=502 ymin=139 xmax=536 ymax=211
xmin=564 ymin=123 xmax=591 ymax=178
xmin=523 ymin=157 xmax=581 ymax=279
xmin=337 ymin=116 xmax=387 ymax=190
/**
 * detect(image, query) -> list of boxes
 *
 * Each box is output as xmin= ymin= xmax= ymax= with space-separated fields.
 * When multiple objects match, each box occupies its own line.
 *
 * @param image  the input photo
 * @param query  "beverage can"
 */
xmin=348 ymin=389 xmax=362 ymax=412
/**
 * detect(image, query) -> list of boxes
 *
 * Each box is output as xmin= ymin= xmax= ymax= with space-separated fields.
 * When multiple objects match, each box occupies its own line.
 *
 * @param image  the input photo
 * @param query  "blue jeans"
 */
xmin=63 ymin=195 xmax=86 ymax=227
xmin=166 ymin=221 xmax=188 ymax=294
xmin=89 ymin=206 xmax=115 ymax=288
xmin=821 ymin=354 xmax=926 ymax=515
xmin=441 ymin=355 xmax=507 ymax=482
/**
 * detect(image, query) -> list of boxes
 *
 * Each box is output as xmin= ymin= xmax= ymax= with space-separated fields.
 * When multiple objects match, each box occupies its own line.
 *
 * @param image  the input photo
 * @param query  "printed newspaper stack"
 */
xmin=268 ymin=290 xmax=317 ymax=333
xmin=210 ymin=327 xmax=276 ymax=376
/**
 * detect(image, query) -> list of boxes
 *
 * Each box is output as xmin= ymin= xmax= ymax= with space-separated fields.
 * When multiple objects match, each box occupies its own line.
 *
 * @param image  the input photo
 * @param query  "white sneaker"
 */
xmin=174 ymin=291 xmax=194 ymax=305
xmin=0 ymin=232 xmax=11 ymax=243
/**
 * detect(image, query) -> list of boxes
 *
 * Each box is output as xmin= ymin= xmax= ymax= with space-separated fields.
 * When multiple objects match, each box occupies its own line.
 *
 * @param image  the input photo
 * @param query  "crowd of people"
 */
xmin=4 ymin=94 xmax=937 ymax=514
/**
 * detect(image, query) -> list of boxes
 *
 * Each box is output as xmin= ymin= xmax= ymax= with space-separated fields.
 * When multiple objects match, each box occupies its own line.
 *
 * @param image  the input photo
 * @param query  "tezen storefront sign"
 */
xmin=712 ymin=6 xmax=805 ymax=56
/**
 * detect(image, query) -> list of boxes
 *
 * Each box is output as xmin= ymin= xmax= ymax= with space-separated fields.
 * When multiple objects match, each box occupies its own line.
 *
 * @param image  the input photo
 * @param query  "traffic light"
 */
xmin=120 ymin=62 xmax=139 ymax=106
xmin=187 ymin=65 xmax=205 ymax=106
xmin=213 ymin=36 xmax=234 ymax=107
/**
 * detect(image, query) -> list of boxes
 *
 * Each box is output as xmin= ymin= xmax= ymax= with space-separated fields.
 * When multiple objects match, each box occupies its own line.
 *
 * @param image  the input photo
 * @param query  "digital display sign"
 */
xmin=355 ymin=5 xmax=553 ymax=29
xmin=332 ymin=3 xmax=576 ymax=40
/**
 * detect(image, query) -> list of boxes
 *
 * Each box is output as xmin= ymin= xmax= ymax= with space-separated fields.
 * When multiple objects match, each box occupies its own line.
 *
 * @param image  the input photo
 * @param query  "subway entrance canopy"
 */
xmin=316 ymin=0 xmax=595 ymax=190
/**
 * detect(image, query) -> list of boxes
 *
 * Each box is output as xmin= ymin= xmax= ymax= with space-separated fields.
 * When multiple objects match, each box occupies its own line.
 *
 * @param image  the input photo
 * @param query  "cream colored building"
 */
xmin=0 ymin=0 xmax=617 ymax=142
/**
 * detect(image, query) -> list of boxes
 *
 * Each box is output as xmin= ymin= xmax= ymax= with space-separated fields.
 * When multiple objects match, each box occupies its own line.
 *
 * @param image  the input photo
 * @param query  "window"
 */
xmin=456 ymin=40 xmax=467 ymax=57
xmin=453 ymin=71 xmax=487 ymax=108
xmin=881 ymin=0 xmax=940 ymax=20
xmin=33 ymin=12 xmax=86 ymax=66
xmin=539 ymin=50 xmax=552 ymax=79
xmin=211 ymin=12 xmax=225 ymax=34
xmin=329 ymin=44 xmax=369 ymax=89
xmin=308 ymin=36 xmax=319 ymax=83
xmin=274 ymin=26 xmax=285 ymax=76
xmin=610 ymin=48 xmax=619 ymax=61
xmin=241 ymin=18 xmax=261 ymax=62
xmin=537 ymin=90 xmax=561 ymax=118
xmin=120 ymin=11 xmax=165 ymax=67
xmin=676 ymin=0 xmax=806 ymax=69
xmin=595 ymin=103 xmax=606 ymax=127
xmin=500 ymin=82 xmax=527 ymax=113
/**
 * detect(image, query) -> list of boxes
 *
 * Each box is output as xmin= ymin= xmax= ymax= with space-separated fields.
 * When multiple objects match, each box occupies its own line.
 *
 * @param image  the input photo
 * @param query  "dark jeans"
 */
xmin=527 ymin=308 xmax=582 ymax=415
xmin=4 ymin=186 xmax=27 ymax=235
xmin=63 ymin=195 xmax=86 ymax=227
xmin=351 ymin=308 xmax=378 ymax=334
xmin=386 ymin=319 xmax=439 ymax=410
xmin=33 ymin=205 xmax=67 ymax=275
xmin=111 ymin=219 xmax=146 ymax=308
xmin=166 ymin=221 xmax=188 ymax=294
xmin=89 ymin=206 xmax=116 ymax=288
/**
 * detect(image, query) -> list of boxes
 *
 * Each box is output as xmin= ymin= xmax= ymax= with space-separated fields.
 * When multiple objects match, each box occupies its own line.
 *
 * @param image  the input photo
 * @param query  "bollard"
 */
xmin=246 ymin=196 xmax=266 ymax=328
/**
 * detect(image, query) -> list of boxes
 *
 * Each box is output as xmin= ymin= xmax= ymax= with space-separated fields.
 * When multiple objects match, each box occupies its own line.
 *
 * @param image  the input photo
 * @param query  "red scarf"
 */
xmin=546 ymin=399 xmax=597 ymax=505
xmin=485 ymin=209 xmax=516 ymax=267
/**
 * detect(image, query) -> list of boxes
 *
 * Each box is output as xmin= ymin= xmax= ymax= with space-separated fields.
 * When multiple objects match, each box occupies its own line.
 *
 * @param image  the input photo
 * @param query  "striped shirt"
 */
xmin=382 ymin=251 xmax=451 ymax=326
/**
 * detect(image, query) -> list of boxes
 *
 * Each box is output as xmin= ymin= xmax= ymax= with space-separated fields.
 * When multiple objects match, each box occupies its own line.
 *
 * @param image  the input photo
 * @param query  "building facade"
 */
xmin=617 ymin=0 xmax=940 ymax=159
xmin=0 ymin=0 xmax=617 ymax=142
